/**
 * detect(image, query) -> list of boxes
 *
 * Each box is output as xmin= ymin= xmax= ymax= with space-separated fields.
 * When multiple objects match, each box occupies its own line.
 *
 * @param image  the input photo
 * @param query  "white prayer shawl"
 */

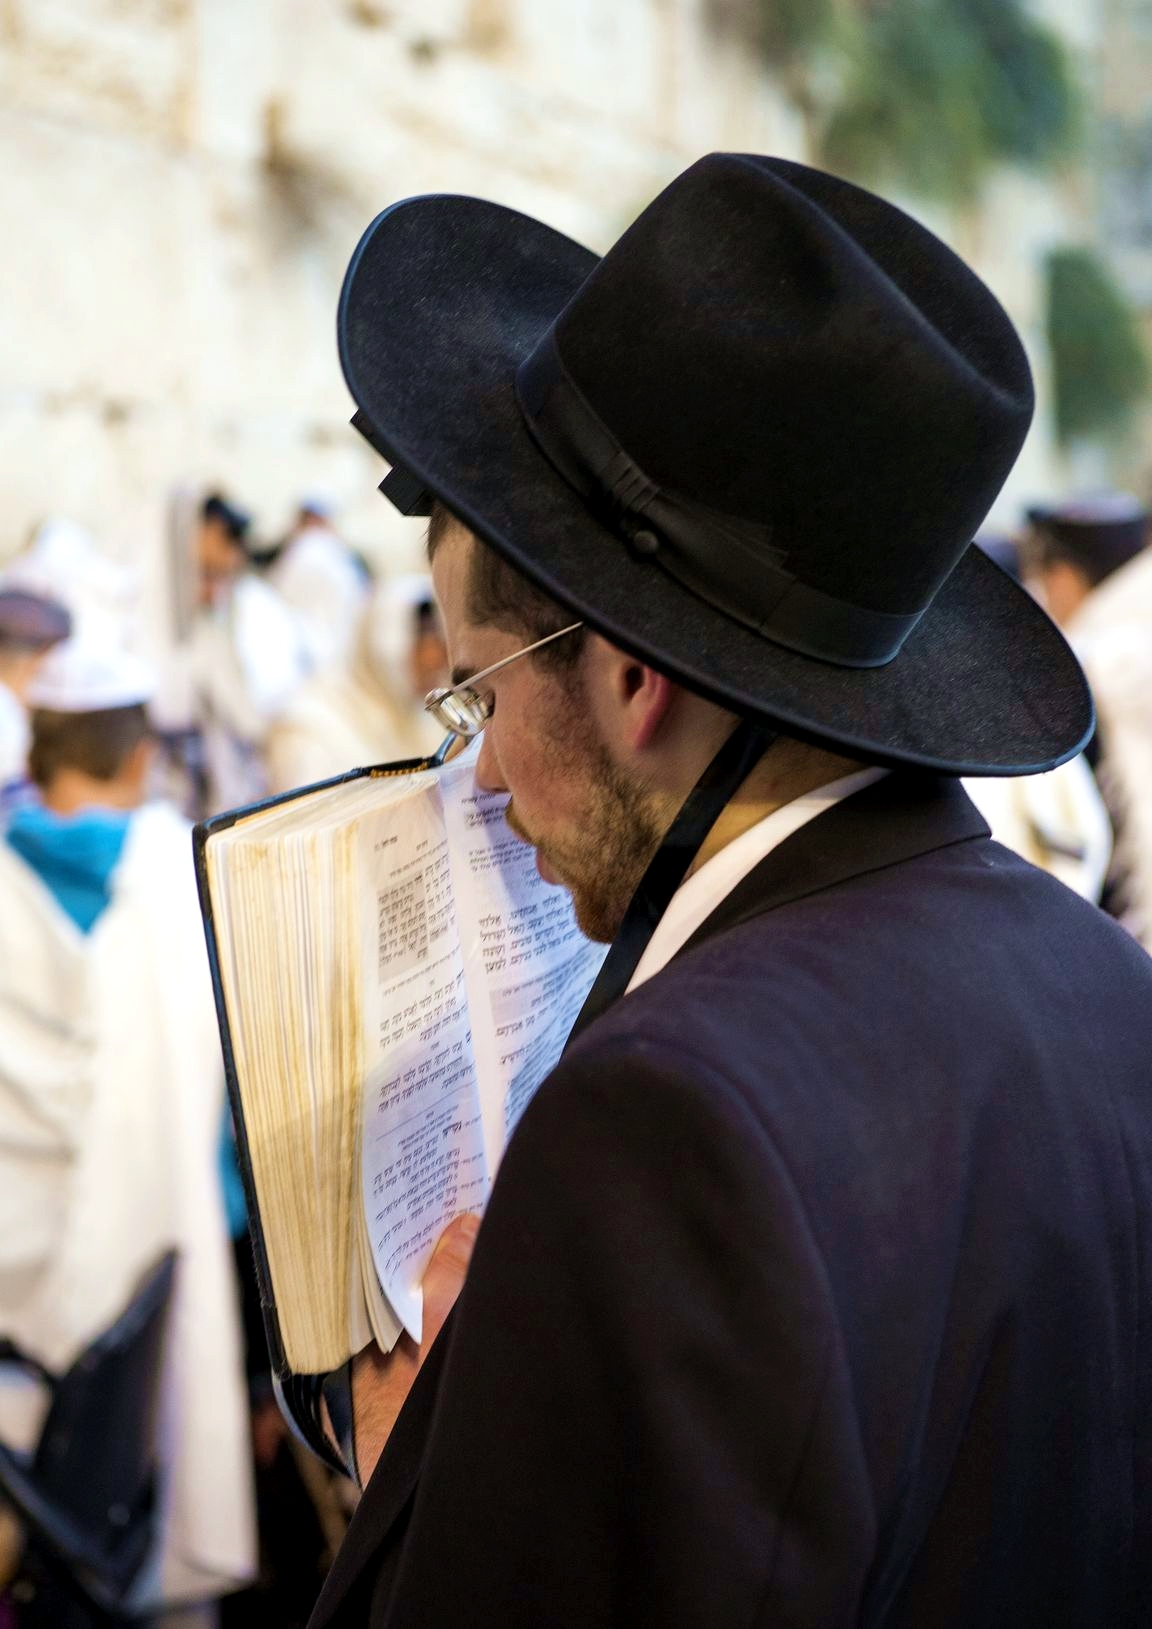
xmin=0 ymin=802 xmax=255 ymax=1606
xmin=188 ymin=573 xmax=312 ymax=811
xmin=963 ymin=755 xmax=1112 ymax=902
xmin=263 ymin=572 xmax=444 ymax=794
xmin=1068 ymin=548 xmax=1152 ymax=946
xmin=0 ymin=681 xmax=29 ymax=789
xmin=269 ymin=526 xmax=367 ymax=675
xmin=264 ymin=665 xmax=444 ymax=794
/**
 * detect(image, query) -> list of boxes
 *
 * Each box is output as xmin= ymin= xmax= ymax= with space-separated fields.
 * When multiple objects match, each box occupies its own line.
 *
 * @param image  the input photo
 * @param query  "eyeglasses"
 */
xmin=424 ymin=621 xmax=584 ymax=740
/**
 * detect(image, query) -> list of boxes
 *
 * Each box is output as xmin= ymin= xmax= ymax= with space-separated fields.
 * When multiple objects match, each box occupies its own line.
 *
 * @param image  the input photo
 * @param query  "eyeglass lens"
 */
xmin=428 ymin=686 xmax=491 ymax=737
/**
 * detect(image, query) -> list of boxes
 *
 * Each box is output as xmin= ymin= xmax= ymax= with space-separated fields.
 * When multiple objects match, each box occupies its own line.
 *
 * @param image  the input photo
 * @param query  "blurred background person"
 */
xmin=964 ymin=534 xmax=1113 ymax=901
xmin=0 ymin=591 xmax=71 ymax=803
xmin=1 ymin=517 xmax=144 ymax=812
xmin=0 ymin=0 xmax=1150 ymax=1618
xmin=187 ymin=493 xmax=312 ymax=813
xmin=1022 ymin=495 xmax=1152 ymax=940
xmin=1024 ymin=494 xmax=1148 ymax=627
xmin=0 ymin=641 xmax=255 ymax=1625
xmin=3 ymin=519 xmax=142 ymax=653
xmin=264 ymin=573 xmax=447 ymax=792
xmin=266 ymin=495 xmax=368 ymax=678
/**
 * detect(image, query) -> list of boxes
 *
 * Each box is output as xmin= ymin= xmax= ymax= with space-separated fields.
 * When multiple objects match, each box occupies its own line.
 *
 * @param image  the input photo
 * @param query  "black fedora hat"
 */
xmin=338 ymin=153 xmax=1091 ymax=776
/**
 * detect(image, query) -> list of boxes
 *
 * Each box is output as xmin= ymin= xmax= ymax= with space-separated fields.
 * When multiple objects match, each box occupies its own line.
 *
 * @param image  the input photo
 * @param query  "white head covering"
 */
xmin=298 ymin=490 xmax=337 ymax=522
xmin=365 ymin=572 xmax=438 ymax=701
xmin=27 ymin=640 xmax=157 ymax=713
xmin=2 ymin=518 xmax=141 ymax=650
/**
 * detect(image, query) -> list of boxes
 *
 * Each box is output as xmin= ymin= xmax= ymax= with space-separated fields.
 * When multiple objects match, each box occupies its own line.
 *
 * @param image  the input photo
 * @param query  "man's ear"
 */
xmin=588 ymin=635 xmax=677 ymax=753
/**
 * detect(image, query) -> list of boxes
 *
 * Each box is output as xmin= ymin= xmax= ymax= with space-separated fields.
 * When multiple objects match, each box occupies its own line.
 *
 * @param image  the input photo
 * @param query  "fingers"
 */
xmin=433 ymin=1211 xmax=481 ymax=1270
xmin=420 ymin=1212 xmax=481 ymax=1358
xmin=349 ymin=1214 xmax=481 ymax=1484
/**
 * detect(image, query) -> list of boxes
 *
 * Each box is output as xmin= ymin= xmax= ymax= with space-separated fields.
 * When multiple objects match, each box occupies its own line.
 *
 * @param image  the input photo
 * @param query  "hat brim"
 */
xmin=339 ymin=195 xmax=1092 ymax=776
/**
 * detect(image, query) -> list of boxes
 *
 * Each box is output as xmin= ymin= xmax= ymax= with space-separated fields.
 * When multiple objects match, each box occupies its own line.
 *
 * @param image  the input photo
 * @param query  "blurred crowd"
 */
xmin=0 ymin=493 xmax=447 ymax=1629
xmin=175 ymin=494 xmax=446 ymax=815
xmin=967 ymin=495 xmax=1152 ymax=934
xmin=0 ymin=484 xmax=1150 ymax=1625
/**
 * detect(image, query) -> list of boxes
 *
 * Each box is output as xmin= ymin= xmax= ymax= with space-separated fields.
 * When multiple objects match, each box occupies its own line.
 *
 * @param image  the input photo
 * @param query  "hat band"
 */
xmin=515 ymin=328 xmax=924 ymax=669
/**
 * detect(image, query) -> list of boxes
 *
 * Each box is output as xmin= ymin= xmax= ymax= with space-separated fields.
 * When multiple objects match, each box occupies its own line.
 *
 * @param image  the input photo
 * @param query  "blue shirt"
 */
xmin=5 ymin=802 xmax=132 ymax=934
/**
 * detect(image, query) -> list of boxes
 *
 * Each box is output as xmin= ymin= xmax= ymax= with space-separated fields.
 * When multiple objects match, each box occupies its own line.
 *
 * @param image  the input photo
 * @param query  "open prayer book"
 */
xmin=194 ymin=741 xmax=607 ymax=1380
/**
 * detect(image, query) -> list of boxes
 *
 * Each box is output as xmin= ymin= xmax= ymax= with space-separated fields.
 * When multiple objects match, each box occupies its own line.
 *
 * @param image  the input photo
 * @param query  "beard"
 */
xmin=505 ymin=732 xmax=669 ymax=944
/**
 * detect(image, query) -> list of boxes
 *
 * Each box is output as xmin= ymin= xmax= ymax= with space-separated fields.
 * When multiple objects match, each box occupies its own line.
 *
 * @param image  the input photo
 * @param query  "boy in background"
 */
xmin=0 ymin=589 xmax=70 ymax=802
xmin=0 ymin=641 xmax=255 ymax=1626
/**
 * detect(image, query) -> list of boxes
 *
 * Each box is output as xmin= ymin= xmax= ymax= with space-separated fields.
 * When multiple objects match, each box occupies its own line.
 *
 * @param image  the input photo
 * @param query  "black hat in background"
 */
xmin=202 ymin=493 xmax=252 ymax=546
xmin=1025 ymin=494 xmax=1149 ymax=588
xmin=0 ymin=588 xmax=72 ymax=652
xmin=339 ymin=152 xmax=1092 ymax=776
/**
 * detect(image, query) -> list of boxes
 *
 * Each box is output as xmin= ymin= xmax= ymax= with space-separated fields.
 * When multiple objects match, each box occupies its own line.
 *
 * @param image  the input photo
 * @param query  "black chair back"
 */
xmin=0 ymin=1251 xmax=177 ymax=1620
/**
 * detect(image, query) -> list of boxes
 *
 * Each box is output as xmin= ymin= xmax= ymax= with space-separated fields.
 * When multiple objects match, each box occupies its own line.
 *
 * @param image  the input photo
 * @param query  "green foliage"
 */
xmin=752 ymin=0 xmax=1082 ymax=205
xmin=821 ymin=0 xmax=990 ymax=202
xmin=1047 ymin=247 xmax=1150 ymax=445
xmin=755 ymin=0 xmax=842 ymax=65
xmin=964 ymin=0 xmax=1081 ymax=169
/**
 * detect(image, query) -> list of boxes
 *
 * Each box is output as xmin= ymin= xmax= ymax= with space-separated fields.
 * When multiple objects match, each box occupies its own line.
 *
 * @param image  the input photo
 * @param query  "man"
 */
xmin=268 ymin=495 xmax=368 ymax=676
xmin=195 ymin=494 xmax=255 ymax=608
xmin=1023 ymin=493 xmax=1148 ymax=628
xmin=264 ymin=573 xmax=447 ymax=793
xmin=187 ymin=491 xmax=312 ymax=811
xmin=1023 ymin=495 xmax=1152 ymax=943
xmin=0 ymin=588 xmax=70 ymax=799
xmin=3 ymin=515 xmax=142 ymax=649
xmin=961 ymin=536 xmax=1112 ymax=901
xmin=309 ymin=156 xmax=1152 ymax=1624
xmin=0 ymin=641 xmax=255 ymax=1621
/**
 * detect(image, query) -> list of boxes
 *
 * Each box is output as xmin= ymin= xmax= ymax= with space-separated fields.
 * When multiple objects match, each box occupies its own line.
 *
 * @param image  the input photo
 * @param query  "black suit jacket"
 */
xmin=310 ymin=774 xmax=1152 ymax=1627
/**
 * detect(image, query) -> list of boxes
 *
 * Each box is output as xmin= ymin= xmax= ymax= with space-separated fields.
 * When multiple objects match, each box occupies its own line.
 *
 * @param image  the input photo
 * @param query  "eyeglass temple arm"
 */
xmin=457 ymin=621 xmax=585 ymax=692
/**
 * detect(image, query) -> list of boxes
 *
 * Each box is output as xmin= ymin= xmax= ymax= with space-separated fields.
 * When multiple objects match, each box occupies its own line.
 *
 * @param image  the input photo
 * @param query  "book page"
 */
xmin=358 ymin=778 xmax=488 ymax=1341
xmin=205 ymin=770 xmax=420 ymax=1374
xmin=441 ymin=755 xmax=608 ymax=1177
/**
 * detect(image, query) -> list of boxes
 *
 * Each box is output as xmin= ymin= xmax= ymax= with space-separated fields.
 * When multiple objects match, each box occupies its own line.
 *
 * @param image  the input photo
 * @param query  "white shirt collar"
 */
xmin=626 ymin=766 xmax=889 ymax=993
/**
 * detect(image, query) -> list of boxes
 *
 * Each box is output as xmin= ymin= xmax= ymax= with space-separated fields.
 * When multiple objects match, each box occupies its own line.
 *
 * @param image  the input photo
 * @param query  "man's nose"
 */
xmin=475 ymin=729 xmax=507 ymax=794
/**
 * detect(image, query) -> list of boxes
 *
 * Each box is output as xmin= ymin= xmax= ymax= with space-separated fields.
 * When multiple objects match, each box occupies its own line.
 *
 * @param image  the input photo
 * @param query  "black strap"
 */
xmin=566 ymin=719 xmax=775 ymax=1044
xmin=276 ymin=1364 xmax=360 ymax=1483
xmin=516 ymin=327 xmax=922 ymax=670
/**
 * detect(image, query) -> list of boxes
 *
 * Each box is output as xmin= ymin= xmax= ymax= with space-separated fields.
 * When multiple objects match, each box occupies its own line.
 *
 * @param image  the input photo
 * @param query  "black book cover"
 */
xmin=193 ymin=751 xmax=442 ymax=1467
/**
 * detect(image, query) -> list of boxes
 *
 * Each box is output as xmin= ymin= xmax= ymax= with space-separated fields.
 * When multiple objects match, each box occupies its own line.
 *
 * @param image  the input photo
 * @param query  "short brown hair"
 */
xmin=426 ymin=501 xmax=585 ymax=669
xmin=28 ymin=705 xmax=152 ymax=787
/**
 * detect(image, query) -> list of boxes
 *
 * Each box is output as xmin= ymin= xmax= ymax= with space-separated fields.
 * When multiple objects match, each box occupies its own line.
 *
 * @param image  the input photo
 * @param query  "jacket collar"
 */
xmin=678 ymin=769 xmax=989 ymax=959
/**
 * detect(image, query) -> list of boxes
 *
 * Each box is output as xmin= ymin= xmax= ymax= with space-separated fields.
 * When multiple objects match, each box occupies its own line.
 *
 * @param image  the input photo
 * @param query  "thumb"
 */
xmin=420 ymin=1212 xmax=481 ymax=1356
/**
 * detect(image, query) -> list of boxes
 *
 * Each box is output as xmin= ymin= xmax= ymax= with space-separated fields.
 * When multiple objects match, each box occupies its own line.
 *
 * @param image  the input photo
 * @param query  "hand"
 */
xmin=350 ymin=1213 xmax=480 ymax=1482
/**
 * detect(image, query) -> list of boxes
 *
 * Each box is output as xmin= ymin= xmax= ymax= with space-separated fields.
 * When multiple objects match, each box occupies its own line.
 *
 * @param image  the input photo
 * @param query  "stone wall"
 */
xmin=0 ymin=0 xmax=1101 ymax=650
